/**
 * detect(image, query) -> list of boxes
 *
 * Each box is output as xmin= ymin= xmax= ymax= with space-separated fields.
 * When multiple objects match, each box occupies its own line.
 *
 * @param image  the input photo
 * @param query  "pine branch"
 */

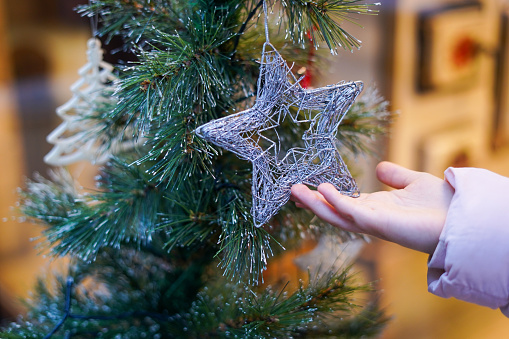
xmin=79 ymin=0 xmax=188 ymax=48
xmin=133 ymin=113 xmax=219 ymax=187
xmin=20 ymin=159 xmax=172 ymax=260
xmin=337 ymin=86 xmax=393 ymax=157
xmin=279 ymin=0 xmax=379 ymax=53
xmin=1 ymin=249 xmax=384 ymax=338
xmin=309 ymin=302 xmax=391 ymax=338
xmin=184 ymin=268 xmax=378 ymax=337
xmin=0 ymin=246 xmax=210 ymax=337
xmin=111 ymin=25 xmax=236 ymax=135
xmin=159 ymin=174 xmax=219 ymax=250
xmin=20 ymin=156 xmax=274 ymax=282
xmin=20 ymin=169 xmax=82 ymax=226
xmin=107 ymin=11 xmax=241 ymax=185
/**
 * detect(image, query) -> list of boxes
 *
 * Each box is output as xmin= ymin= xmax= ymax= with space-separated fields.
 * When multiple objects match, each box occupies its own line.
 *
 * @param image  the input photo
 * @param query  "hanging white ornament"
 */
xmin=45 ymin=38 xmax=135 ymax=166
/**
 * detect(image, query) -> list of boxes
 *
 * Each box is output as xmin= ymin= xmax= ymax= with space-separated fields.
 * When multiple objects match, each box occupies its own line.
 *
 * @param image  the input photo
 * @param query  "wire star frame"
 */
xmin=196 ymin=41 xmax=362 ymax=227
xmin=196 ymin=0 xmax=362 ymax=227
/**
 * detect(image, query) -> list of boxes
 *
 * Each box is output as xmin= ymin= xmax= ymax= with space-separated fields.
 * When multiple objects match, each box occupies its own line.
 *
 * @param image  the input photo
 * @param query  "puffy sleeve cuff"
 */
xmin=427 ymin=167 xmax=509 ymax=316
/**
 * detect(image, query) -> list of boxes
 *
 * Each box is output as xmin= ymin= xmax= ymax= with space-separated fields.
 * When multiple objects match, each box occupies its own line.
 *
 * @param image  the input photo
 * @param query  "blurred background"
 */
xmin=0 ymin=0 xmax=508 ymax=337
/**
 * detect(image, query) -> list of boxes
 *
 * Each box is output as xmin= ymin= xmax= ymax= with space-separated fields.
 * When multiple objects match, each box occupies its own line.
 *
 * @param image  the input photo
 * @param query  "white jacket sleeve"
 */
xmin=427 ymin=167 xmax=509 ymax=316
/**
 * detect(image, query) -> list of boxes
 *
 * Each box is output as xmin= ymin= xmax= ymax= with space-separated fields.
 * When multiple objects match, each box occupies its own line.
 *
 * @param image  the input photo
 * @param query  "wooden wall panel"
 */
xmin=379 ymin=0 xmax=509 ymax=338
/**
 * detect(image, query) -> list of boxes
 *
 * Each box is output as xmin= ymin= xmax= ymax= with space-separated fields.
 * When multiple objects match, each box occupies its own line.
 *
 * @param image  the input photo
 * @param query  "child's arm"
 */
xmin=292 ymin=162 xmax=509 ymax=316
xmin=291 ymin=161 xmax=454 ymax=254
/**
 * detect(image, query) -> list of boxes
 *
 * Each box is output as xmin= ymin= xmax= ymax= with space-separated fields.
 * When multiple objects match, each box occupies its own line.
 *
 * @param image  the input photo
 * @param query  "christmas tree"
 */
xmin=1 ymin=0 xmax=392 ymax=337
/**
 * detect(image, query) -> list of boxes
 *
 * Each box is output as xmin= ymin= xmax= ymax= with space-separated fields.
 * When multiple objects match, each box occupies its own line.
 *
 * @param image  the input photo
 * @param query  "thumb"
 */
xmin=376 ymin=161 xmax=423 ymax=189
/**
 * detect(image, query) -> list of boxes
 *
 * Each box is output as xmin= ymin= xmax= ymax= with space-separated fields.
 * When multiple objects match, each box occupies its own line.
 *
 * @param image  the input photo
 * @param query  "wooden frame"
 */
xmin=494 ymin=11 xmax=509 ymax=149
xmin=417 ymin=2 xmax=483 ymax=92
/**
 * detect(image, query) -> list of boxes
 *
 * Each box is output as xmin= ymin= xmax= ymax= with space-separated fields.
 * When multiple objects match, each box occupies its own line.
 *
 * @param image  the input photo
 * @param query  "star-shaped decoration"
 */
xmin=196 ymin=43 xmax=362 ymax=227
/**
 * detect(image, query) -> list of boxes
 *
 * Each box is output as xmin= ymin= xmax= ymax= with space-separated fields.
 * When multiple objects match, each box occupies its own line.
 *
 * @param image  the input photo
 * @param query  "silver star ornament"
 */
xmin=196 ymin=43 xmax=362 ymax=227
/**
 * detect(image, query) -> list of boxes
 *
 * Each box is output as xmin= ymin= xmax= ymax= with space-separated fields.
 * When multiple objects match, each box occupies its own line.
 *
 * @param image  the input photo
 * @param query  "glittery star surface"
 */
xmin=196 ymin=43 xmax=362 ymax=227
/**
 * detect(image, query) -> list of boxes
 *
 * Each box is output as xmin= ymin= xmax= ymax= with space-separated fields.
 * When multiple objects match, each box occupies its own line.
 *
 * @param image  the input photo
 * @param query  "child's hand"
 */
xmin=291 ymin=161 xmax=454 ymax=254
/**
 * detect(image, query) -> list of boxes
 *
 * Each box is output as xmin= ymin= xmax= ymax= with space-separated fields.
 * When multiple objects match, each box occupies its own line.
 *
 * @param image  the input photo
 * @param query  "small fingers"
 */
xmin=376 ymin=161 xmax=423 ymax=189
xmin=290 ymin=184 xmax=320 ymax=206
xmin=317 ymin=183 xmax=357 ymax=222
xmin=291 ymin=184 xmax=359 ymax=232
xmin=317 ymin=183 xmax=384 ymax=239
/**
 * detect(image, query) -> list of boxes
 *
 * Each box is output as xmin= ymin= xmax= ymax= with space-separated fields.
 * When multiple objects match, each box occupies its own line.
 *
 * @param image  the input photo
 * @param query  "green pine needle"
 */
xmin=279 ymin=0 xmax=379 ymax=53
xmin=20 ymin=159 xmax=171 ymax=261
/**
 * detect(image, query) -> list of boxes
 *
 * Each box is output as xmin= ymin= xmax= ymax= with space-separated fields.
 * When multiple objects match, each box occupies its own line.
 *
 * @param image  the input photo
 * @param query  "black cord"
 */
xmin=43 ymin=276 xmax=177 ymax=338
xmin=43 ymin=277 xmax=74 ymax=339
xmin=231 ymin=0 xmax=264 ymax=58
